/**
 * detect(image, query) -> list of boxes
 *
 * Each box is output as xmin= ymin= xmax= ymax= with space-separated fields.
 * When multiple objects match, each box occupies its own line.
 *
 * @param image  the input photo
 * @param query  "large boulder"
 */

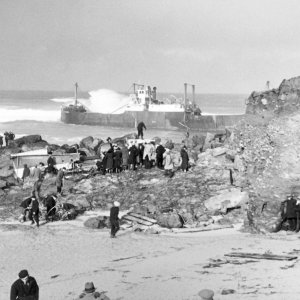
xmin=80 ymin=136 xmax=94 ymax=149
xmin=13 ymin=135 xmax=43 ymax=147
xmin=157 ymin=212 xmax=183 ymax=228
xmin=84 ymin=216 xmax=110 ymax=229
xmin=91 ymin=138 xmax=103 ymax=152
xmin=204 ymin=188 xmax=249 ymax=213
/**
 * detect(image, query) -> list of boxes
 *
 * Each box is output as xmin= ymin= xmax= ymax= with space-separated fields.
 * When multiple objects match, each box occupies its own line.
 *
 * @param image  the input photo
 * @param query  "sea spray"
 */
xmin=84 ymin=89 xmax=131 ymax=114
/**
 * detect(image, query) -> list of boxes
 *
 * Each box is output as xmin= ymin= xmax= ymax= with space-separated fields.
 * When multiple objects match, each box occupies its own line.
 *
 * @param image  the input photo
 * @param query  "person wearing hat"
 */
xmin=156 ymin=142 xmax=165 ymax=169
xmin=110 ymin=201 xmax=120 ymax=238
xmin=30 ymin=196 xmax=40 ymax=227
xmin=163 ymin=148 xmax=174 ymax=177
xmin=76 ymin=282 xmax=110 ymax=299
xmin=10 ymin=269 xmax=39 ymax=300
xmin=198 ymin=289 xmax=214 ymax=300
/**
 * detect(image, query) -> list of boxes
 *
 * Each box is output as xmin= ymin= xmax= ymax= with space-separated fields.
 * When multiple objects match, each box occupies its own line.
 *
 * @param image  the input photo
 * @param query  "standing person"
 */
xmin=110 ymin=201 xmax=120 ymax=238
xmin=137 ymin=121 xmax=147 ymax=139
xmin=163 ymin=148 xmax=174 ymax=177
xmin=121 ymin=145 xmax=129 ymax=171
xmin=47 ymin=154 xmax=56 ymax=174
xmin=22 ymin=164 xmax=31 ymax=182
xmin=180 ymin=146 xmax=189 ymax=172
xmin=128 ymin=143 xmax=138 ymax=170
xmin=32 ymin=178 xmax=43 ymax=202
xmin=114 ymin=147 xmax=122 ymax=173
xmin=106 ymin=148 xmax=114 ymax=173
xmin=4 ymin=131 xmax=9 ymax=146
xmin=137 ymin=143 xmax=144 ymax=167
xmin=30 ymin=196 xmax=40 ymax=227
xmin=0 ymin=134 xmax=3 ymax=148
xmin=56 ymin=167 xmax=65 ymax=195
xmin=31 ymin=165 xmax=42 ymax=181
xmin=156 ymin=142 xmax=165 ymax=169
xmin=10 ymin=269 xmax=39 ymax=300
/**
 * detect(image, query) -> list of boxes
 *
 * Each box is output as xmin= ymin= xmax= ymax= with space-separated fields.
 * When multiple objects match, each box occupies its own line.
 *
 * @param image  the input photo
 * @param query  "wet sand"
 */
xmin=1 ymin=214 xmax=300 ymax=300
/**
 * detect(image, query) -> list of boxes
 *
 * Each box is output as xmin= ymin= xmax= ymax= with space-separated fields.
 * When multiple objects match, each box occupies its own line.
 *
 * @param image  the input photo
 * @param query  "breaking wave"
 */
xmin=83 ymin=89 xmax=131 ymax=114
xmin=0 ymin=108 xmax=60 ymax=123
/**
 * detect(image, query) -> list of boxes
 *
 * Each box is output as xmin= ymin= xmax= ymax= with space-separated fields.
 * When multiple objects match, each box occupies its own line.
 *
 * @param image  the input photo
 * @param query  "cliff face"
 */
xmin=246 ymin=76 xmax=300 ymax=115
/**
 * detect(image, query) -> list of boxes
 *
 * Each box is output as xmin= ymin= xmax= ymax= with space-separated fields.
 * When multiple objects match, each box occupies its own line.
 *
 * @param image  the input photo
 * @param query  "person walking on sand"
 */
xmin=110 ymin=201 xmax=120 ymax=238
xmin=76 ymin=282 xmax=110 ymax=300
xmin=137 ymin=121 xmax=147 ymax=139
xmin=11 ymin=269 xmax=39 ymax=300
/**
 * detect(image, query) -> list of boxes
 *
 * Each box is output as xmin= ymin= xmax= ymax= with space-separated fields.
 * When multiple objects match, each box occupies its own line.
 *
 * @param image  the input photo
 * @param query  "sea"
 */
xmin=0 ymin=89 xmax=247 ymax=146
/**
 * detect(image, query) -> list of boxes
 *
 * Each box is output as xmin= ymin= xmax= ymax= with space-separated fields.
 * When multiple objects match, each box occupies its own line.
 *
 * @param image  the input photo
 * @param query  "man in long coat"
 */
xmin=110 ymin=201 xmax=120 ymax=238
xmin=56 ymin=168 xmax=65 ymax=194
xmin=137 ymin=121 xmax=147 ymax=139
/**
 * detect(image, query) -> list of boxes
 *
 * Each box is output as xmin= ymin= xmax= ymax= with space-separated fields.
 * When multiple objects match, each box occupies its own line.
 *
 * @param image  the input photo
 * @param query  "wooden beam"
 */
xmin=225 ymin=252 xmax=297 ymax=261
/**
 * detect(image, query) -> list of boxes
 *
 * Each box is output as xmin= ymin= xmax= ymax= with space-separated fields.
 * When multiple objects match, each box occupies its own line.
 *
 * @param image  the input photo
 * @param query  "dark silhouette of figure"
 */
xmin=137 ymin=121 xmax=147 ymax=139
xmin=110 ymin=201 xmax=120 ymax=238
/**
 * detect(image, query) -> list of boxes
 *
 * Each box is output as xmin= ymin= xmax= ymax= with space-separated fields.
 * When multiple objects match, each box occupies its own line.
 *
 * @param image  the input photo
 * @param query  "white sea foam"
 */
xmin=83 ymin=89 xmax=131 ymax=114
xmin=50 ymin=97 xmax=74 ymax=103
xmin=0 ymin=108 xmax=60 ymax=123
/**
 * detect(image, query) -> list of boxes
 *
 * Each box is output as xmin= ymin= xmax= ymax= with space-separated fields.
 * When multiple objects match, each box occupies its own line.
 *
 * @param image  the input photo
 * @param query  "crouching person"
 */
xmin=76 ymin=282 xmax=110 ymax=300
xmin=19 ymin=196 xmax=34 ymax=223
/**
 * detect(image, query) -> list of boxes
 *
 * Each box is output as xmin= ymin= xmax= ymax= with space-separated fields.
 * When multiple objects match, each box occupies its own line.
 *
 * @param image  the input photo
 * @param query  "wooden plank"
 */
xmin=225 ymin=252 xmax=297 ymax=261
xmin=128 ymin=213 xmax=157 ymax=224
xmin=172 ymin=224 xmax=233 ymax=233
xmin=122 ymin=215 xmax=153 ymax=226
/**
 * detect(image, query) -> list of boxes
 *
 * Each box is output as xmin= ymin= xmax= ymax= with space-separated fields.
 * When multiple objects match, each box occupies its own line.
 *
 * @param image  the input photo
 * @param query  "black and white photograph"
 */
xmin=1 ymin=0 xmax=300 ymax=299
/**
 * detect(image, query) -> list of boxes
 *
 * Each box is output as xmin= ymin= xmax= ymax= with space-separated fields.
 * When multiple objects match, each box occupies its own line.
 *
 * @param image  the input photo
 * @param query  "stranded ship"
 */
xmin=61 ymin=83 xmax=244 ymax=131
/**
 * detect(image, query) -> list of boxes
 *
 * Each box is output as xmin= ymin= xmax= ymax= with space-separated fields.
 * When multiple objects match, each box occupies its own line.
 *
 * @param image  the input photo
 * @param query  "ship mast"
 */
xmin=74 ymin=82 xmax=78 ymax=106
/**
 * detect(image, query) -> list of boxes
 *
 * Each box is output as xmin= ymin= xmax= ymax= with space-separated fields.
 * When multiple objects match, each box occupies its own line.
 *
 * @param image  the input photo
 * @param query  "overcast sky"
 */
xmin=1 ymin=0 xmax=300 ymax=93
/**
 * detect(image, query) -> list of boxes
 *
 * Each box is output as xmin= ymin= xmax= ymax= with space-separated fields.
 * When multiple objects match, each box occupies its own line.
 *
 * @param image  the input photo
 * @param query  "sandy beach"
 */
xmin=1 ymin=212 xmax=300 ymax=300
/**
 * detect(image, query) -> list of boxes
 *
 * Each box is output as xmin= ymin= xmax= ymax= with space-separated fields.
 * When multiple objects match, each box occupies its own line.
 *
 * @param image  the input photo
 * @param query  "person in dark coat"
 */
xmin=106 ymin=149 xmax=114 ymax=173
xmin=128 ymin=144 xmax=138 ymax=170
xmin=22 ymin=164 xmax=31 ymax=182
xmin=47 ymin=154 xmax=56 ymax=174
xmin=110 ymin=201 xmax=120 ymax=238
xmin=10 ymin=269 xmax=39 ymax=300
xmin=113 ymin=147 xmax=122 ymax=173
xmin=137 ymin=121 xmax=147 ymax=139
xmin=137 ymin=143 xmax=144 ymax=167
xmin=30 ymin=196 xmax=40 ymax=227
xmin=0 ymin=135 xmax=3 ymax=148
xmin=45 ymin=194 xmax=57 ymax=221
xmin=180 ymin=146 xmax=189 ymax=172
xmin=156 ymin=142 xmax=165 ymax=169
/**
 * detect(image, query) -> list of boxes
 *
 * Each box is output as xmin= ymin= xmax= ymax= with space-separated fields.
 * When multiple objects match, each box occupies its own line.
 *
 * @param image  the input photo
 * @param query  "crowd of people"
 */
xmin=95 ymin=138 xmax=189 ymax=176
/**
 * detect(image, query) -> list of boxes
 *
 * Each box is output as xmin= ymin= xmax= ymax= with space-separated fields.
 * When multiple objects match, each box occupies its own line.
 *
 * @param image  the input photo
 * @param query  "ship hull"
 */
xmin=61 ymin=109 xmax=244 ymax=131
